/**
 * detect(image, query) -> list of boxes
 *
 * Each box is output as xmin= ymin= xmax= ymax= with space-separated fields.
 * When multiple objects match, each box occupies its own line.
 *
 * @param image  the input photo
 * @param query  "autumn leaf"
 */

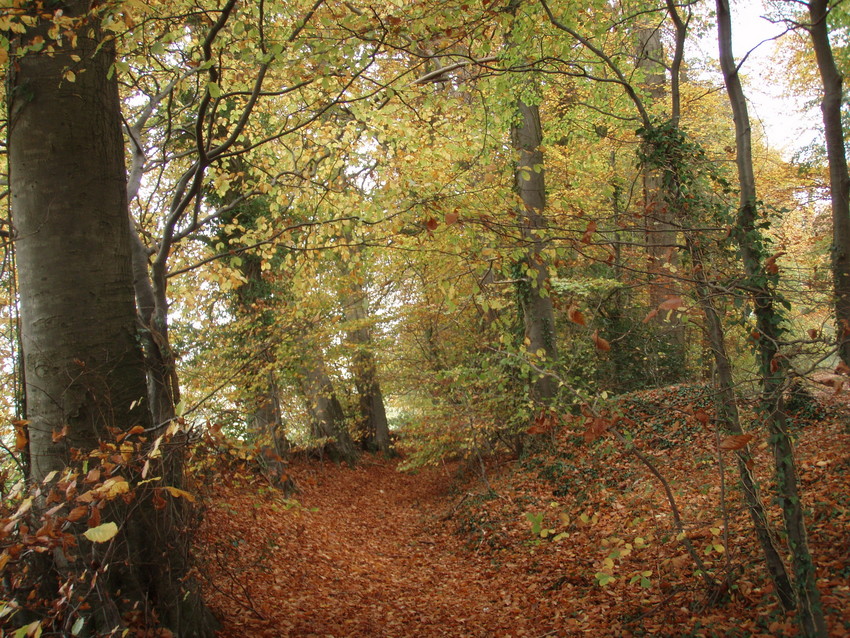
xmin=66 ymin=506 xmax=88 ymax=522
xmin=835 ymin=361 xmax=850 ymax=376
xmin=719 ymin=434 xmax=754 ymax=451
xmin=12 ymin=420 xmax=28 ymax=452
xmin=581 ymin=220 xmax=597 ymax=244
xmin=694 ymin=409 xmax=710 ymax=426
xmin=425 ymin=218 xmax=438 ymax=231
xmin=567 ymin=305 xmax=586 ymax=326
xmin=591 ymin=330 xmax=610 ymax=352
xmin=583 ymin=417 xmax=610 ymax=443
xmin=658 ymin=296 xmax=685 ymax=311
xmin=764 ymin=251 xmax=786 ymax=275
xmin=642 ymin=308 xmax=658 ymax=324
xmin=445 ymin=211 xmax=459 ymax=225
xmin=163 ymin=486 xmax=196 ymax=503
xmin=83 ymin=522 xmax=119 ymax=543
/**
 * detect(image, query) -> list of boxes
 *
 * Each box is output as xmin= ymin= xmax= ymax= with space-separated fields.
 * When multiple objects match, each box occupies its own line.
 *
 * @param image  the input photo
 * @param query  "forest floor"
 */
xmin=194 ymin=384 xmax=850 ymax=637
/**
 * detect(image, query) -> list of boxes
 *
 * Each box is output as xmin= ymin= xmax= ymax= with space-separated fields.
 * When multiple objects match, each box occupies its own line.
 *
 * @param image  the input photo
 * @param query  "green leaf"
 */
xmin=71 ymin=617 xmax=85 ymax=636
xmin=13 ymin=621 xmax=39 ymax=638
xmin=207 ymin=82 xmax=222 ymax=98
xmin=83 ymin=522 xmax=119 ymax=543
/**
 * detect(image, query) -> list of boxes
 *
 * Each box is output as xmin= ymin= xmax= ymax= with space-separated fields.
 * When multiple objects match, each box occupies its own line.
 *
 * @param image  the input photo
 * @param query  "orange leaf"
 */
xmin=66 ymin=506 xmax=88 ymax=523
xmin=87 ymin=506 xmax=101 ymax=528
xmin=425 ymin=217 xmax=438 ymax=231
xmin=808 ymin=328 xmax=820 ymax=340
xmin=591 ymin=330 xmax=611 ymax=352
xmin=445 ymin=211 xmax=459 ymax=225
xmin=13 ymin=421 xmax=28 ymax=452
xmin=567 ymin=305 xmax=586 ymax=326
xmin=642 ymin=308 xmax=659 ymax=324
xmin=153 ymin=490 xmax=168 ymax=510
xmin=583 ymin=417 xmax=610 ymax=443
xmin=694 ymin=409 xmax=710 ymax=426
xmin=764 ymin=251 xmax=786 ymax=275
xmin=658 ymin=296 xmax=685 ymax=311
xmin=719 ymin=434 xmax=754 ymax=451
xmin=581 ymin=220 xmax=597 ymax=244
xmin=835 ymin=361 xmax=850 ymax=376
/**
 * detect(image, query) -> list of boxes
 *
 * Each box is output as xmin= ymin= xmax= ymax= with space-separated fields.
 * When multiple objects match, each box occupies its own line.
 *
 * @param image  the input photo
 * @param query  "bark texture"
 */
xmin=512 ymin=100 xmax=559 ymax=403
xmin=345 ymin=285 xmax=391 ymax=453
xmin=9 ymin=4 xmax=214 ymax=633
xmin=299 ymin=350 xmax=358 ymax=465
xmin=807 ymin=0 xmax=850 ymax=366
xmin=638 ymin=26 xmax=685 ymax=373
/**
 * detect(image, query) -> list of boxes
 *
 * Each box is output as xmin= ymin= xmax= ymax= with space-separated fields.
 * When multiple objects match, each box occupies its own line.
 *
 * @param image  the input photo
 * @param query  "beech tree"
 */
xmin=8 ymin=1 xmax=213 ymax=633
xmin=805 ymin=0 xmax=850 ymax=366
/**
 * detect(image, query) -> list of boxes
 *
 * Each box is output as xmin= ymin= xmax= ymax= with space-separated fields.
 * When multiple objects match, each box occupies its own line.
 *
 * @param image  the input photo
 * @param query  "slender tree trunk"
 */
xmin=807 ymin=0 xmax=850 ymax=366
xmin=686 ymin=238 xmax=796 ymax=611
xmin=8 ymin=3 xmax=214 ymax=633
xmin=716 ymin=2 xmax=826 ymax=634
xmin=512 ymin=99 xmax=559 ymax=403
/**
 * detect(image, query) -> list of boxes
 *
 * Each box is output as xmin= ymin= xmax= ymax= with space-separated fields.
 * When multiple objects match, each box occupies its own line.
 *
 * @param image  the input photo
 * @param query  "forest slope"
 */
xmin=196 ymin=386 xmax=850 ymax=637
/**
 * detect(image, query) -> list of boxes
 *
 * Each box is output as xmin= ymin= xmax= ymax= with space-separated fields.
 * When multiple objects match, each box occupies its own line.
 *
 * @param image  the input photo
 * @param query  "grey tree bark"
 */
xmin=512 ymin=99 xmax=559 ymax=403
xmin=298 ymin=346 xmax=358 ymax=465
xmin=345 ymin=283 xmax=392 ymax=453
xmin=8 ymin=3 xmax=214 ymax=633
xmin=637 ymin=26 xmax=686 ymax=374
xmin=806 ymin=0 xmax=850 ymax=366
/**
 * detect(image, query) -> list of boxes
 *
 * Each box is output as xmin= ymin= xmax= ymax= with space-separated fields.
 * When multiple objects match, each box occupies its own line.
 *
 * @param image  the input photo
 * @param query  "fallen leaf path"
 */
xmin=198 ymin=460 xmax=562 ymax=637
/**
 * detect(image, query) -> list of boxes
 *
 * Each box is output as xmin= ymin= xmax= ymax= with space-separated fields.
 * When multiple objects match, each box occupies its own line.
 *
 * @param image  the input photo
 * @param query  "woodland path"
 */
xmin=197 ymin=459 xmax=565 ymax=638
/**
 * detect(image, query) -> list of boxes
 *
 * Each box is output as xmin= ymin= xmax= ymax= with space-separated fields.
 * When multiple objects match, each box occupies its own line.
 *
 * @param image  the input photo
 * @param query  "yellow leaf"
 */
xmin=83 ymin=522 xmax=118 ymax=543
xmin=13 ymin=497 xmax=32 ymax=519
xmin=94 ymin=478 xmax=129 ymax=499
xmin=63 ymin=70 xmax=76 ymax=82
xmin=163 ymin=486 xmax=195 ymax=503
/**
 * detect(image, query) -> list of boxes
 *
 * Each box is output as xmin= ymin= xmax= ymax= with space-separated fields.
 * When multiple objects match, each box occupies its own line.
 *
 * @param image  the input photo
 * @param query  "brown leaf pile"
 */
xmin=195 ymin=384 xmax=850 ymax=637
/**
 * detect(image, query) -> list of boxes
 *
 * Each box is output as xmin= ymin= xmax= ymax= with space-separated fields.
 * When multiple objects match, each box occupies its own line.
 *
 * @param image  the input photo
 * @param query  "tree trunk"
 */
xmin=686 ymin=238 xmax=796 ymax=611
xmin=512 ymin=99 xmax=559 ymax=403
xmin=807 ymin=0 xmax=850 ymax=366
xmin=637 ymin=26 xmax=686 ymax=380
xmin=299 ymin=351 xmax=358 ymax=465
xmin=346 ymin=285 xmax=392 ymax=453
xmin=8 ymin=4 xmax=214 ymax=633
xmin=716 ymin=2 xmax=827 ymax=634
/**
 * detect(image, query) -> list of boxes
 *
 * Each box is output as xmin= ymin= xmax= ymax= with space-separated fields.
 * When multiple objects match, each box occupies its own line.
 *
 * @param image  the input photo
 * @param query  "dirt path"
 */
xmin=197 ymin=460 xmax=562 ymax=637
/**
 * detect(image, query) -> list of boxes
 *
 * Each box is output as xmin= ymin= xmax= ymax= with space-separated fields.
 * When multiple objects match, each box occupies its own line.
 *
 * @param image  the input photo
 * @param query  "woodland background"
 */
xmin=0 ymin=0 xmax=848 ymax=636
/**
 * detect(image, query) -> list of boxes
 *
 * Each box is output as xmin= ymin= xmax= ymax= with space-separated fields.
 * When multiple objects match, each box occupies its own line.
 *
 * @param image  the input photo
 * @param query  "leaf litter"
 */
xmin=195 ymin=384 xmax=850 ymax=637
